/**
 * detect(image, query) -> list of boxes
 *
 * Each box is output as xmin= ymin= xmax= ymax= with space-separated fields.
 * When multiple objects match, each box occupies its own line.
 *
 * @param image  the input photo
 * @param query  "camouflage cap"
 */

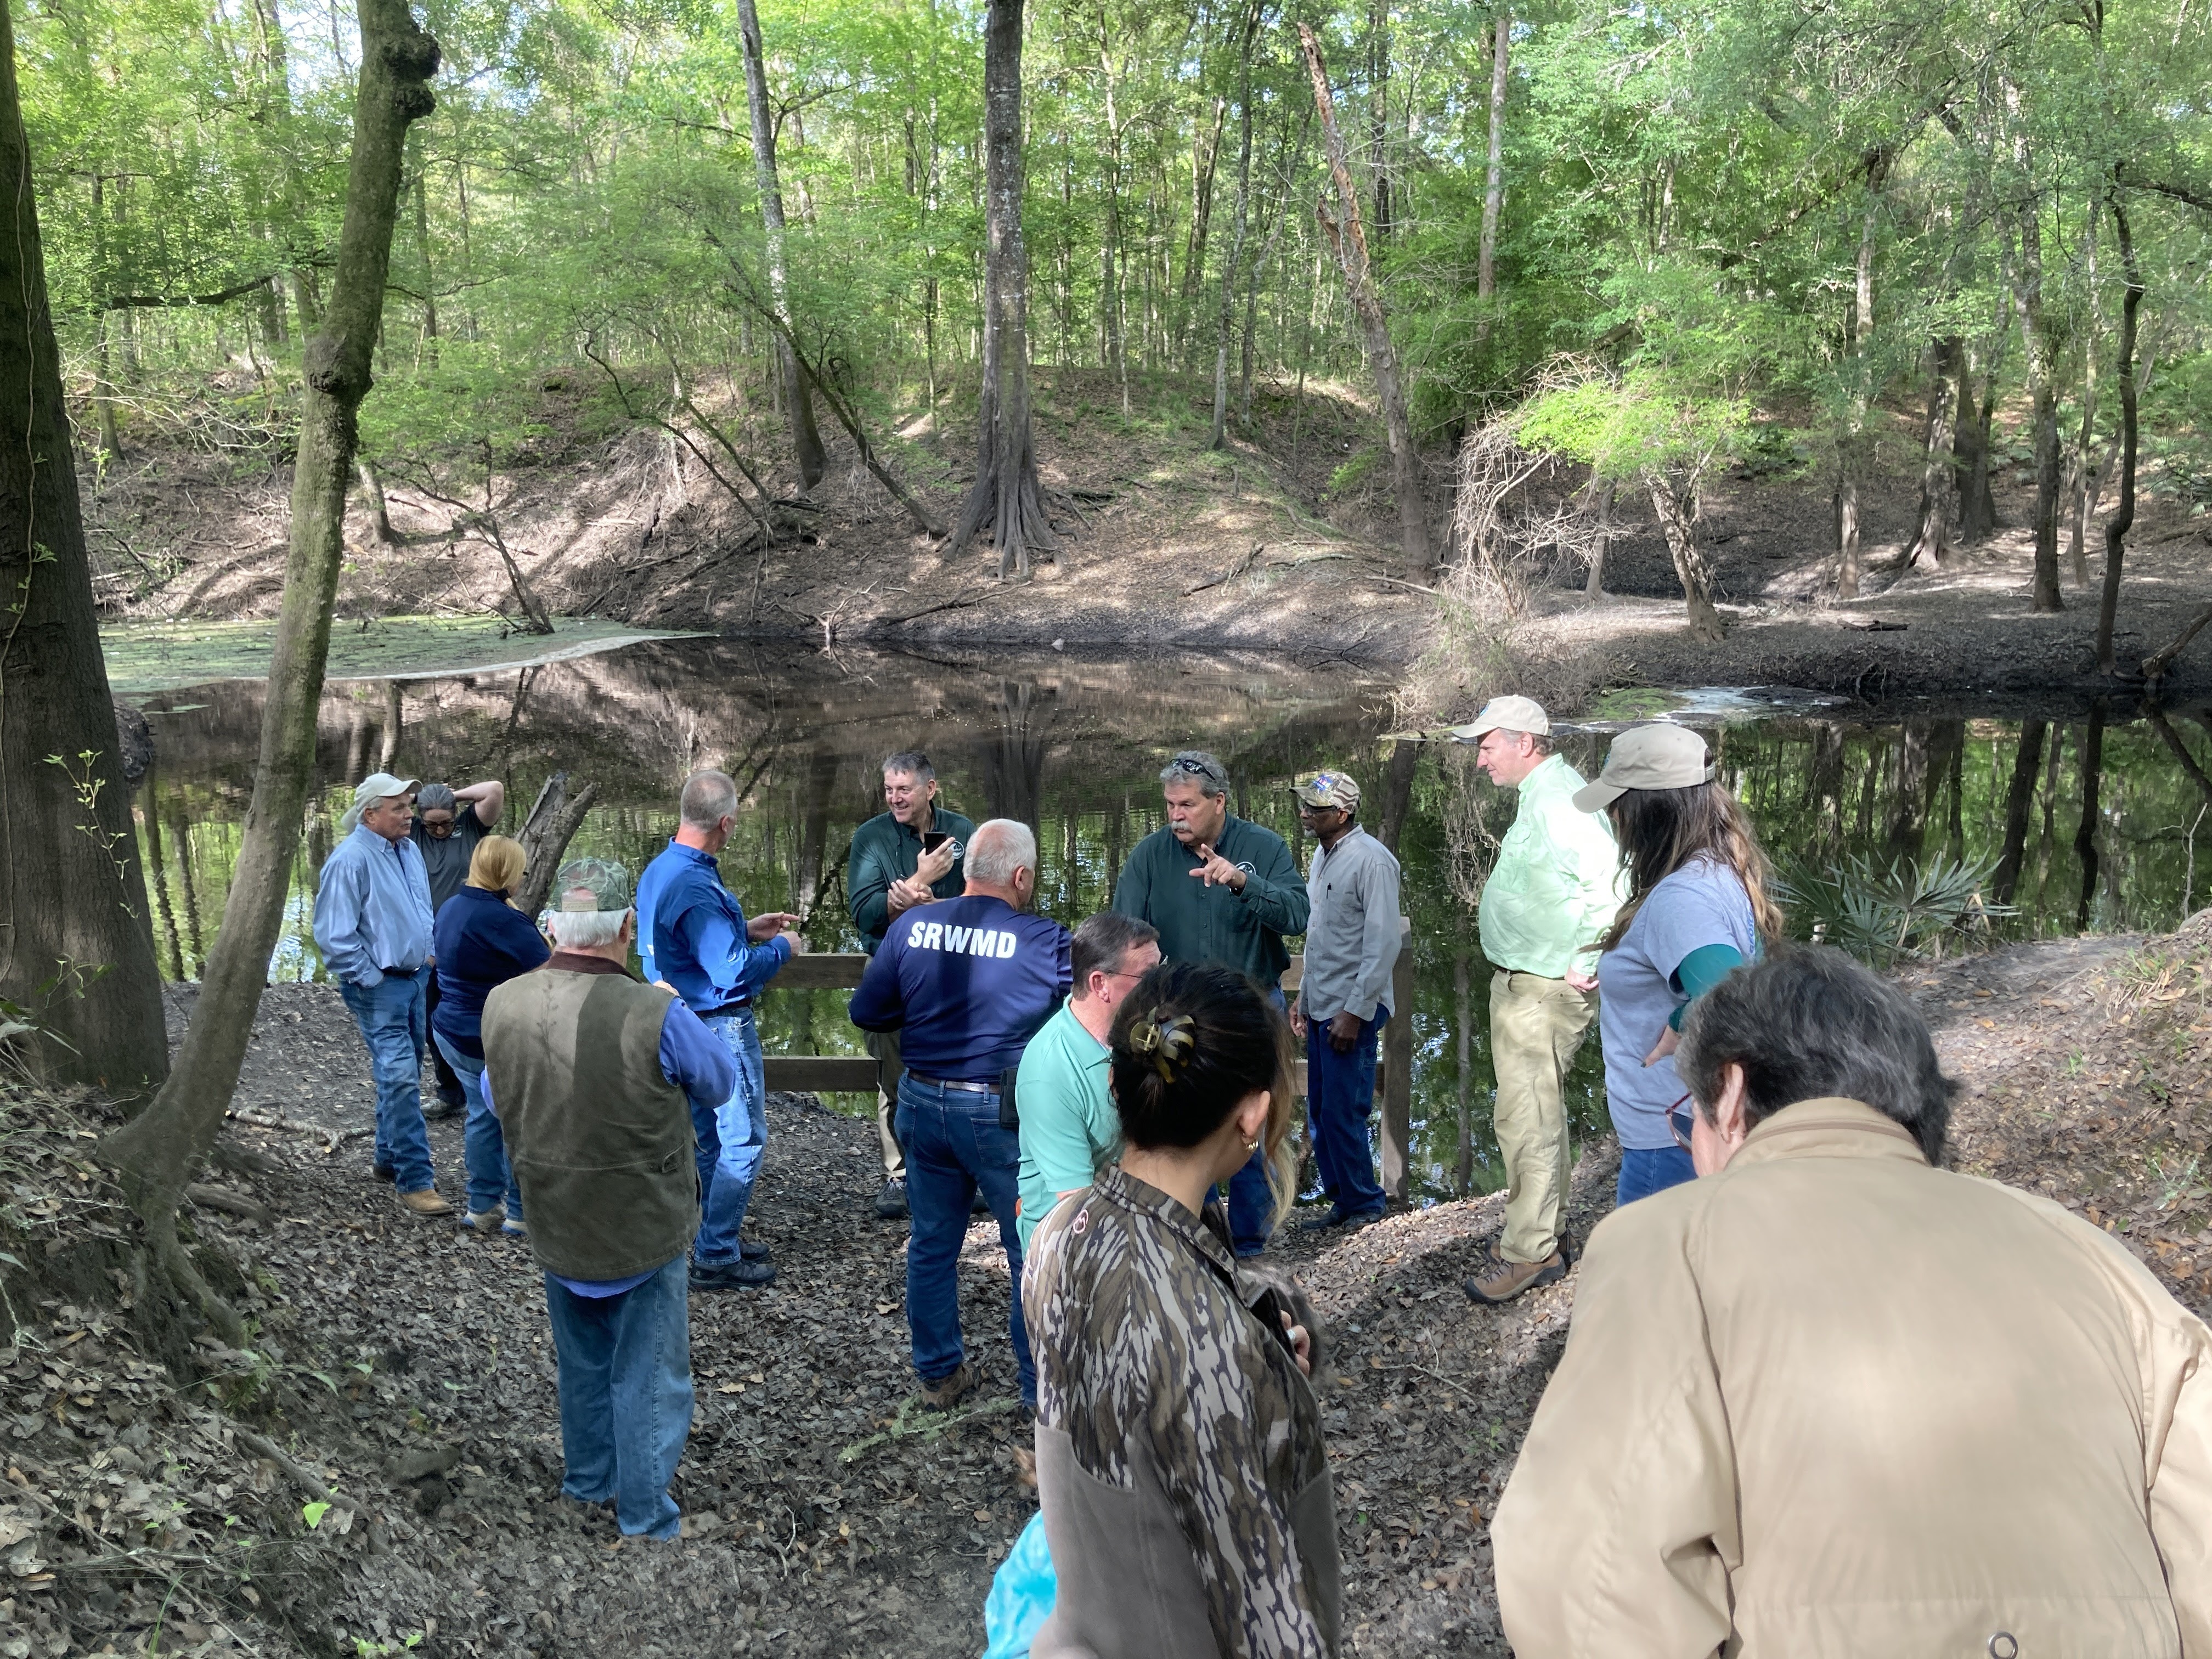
xmin=1290 ymin=770 xmax=1361 ymax=810
xmin=555 ymin=856 xmax=632 ymax=912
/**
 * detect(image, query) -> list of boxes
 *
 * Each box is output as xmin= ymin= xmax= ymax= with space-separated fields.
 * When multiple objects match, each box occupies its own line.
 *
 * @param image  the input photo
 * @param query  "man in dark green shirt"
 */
xmin=1112 ymin=749 xmax=1308 ymax=1255
xmin=847 ymin=750 xmax=978 ymax=1219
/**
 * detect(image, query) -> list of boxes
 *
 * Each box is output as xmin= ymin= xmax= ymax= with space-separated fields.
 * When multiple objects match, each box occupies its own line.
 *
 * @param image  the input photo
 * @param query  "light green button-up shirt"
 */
xmin=1477 ymin=753 xmax=1628 ymax=980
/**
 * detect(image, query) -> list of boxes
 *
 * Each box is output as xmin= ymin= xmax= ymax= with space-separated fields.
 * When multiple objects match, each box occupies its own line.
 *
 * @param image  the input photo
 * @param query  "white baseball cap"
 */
xmin=340 ymin=771 xmax=420 ymax=833
xmin=1452 ymin=695 xmax=1551 ymax=741
xmin=1571 ymin=724 xmax=1714 ymax=813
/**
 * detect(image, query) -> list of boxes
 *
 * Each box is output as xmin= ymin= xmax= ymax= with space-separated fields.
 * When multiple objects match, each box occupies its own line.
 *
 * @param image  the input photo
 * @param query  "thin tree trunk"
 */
xmin=2095 ymin=193 xmax=2141 ymax=676
xmin=1211 ymin=3 xmax=1260 ymax=451
xmin=411 ymin=158 xmax=438 ymax=362
xmin=1476 ymin=9 xmax=1509 ymax=343
xmin=1365 ymin=0 xmax=1391 ymax=242
xmin=0 ymin=3 xmax=167 ymax=1098
xmin=1835 ymin=150 xmax=1888 ymax=600
xmin=1905 ymin=338 xmax=1958 ymax=571
xmin=357 ymin=456 xmax=398 ymax=544
xmin=943 ymin=0 xmax=1054 ymax=579
xmin=1180 ymin=95 xmax=1228 ymax=363
xmin=1585 ymin=477 xmax=1614 ymax=597
xmin=2008 ymin=153 xmax=2063 ymax=611
xmin=1098 ymin=40 xmax=1128 ymax=413
xmin=1297 ymin=23 xmax=1428 ymax=574
xmin=1649 ymin=477 xmax=1726 ymax=642
xmin=736 ymin=0 xmax=827 ymax=490
xmin=1991 ymin=718 xmax=2046 ymax=906
xmin=101 ymin=1 xmax=439 ymax=1285
xmin=2069 ymin=194 xmax=2100 ymax=589
xmin=2074 ymin=701 xmax=2106 ymax=932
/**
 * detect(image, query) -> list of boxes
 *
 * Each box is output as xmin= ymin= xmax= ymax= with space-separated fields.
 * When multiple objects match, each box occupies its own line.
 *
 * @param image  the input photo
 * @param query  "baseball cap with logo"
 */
xmin=338 ymin=771 xmax=420 ymax=833
xmin=556 ymin=856 xmax=633 ymax=913
xmin=1453 ymin=694 xmax=1551 ymax=742
xmin=1290 ymin=770 xmax=1362 ymax=810
xmin=1571 ymin=723 xmax=1716 ymax=814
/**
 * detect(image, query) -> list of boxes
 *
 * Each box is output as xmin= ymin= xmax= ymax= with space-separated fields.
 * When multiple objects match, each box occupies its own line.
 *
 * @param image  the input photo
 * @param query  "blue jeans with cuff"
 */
xmin=337 ymin=967 xmax=434 ymax=1192
xmin=692 ymin=1008 xmax=767 ymax=1266
xmin=431 ymin=1032 xmax=522 ymax=1222
xmin=1307 ymin=1010 xmax=1388 ymax=1221
xmin=543 ymin=1255 xmax=692 ymax=1539
xmin=895 ymin=1074 xmax=1034 ymax=1407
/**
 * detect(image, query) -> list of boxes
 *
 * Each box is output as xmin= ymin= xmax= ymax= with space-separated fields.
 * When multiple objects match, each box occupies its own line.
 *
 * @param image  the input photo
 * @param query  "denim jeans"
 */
xmin=692 ymin=1009 xmax=767 ymax=1266
xmin=1222 ymin=986 xmax=1290 ymax=1255
xmin=542 ymin=1256 xmax=692 ymax=1539
xmin=337 ymin=968 xmax=434 ymax=1192
xmin=1307 ymin=1011 xmax=1387 ymax=1222
xmin=895 ymin=1074 xmax=1034 ymax=1407
xmin=432 ymin=1032 xmax=522 ymax=1221
xmin=1616 ymin=1114 xmax=1697 ymax=1207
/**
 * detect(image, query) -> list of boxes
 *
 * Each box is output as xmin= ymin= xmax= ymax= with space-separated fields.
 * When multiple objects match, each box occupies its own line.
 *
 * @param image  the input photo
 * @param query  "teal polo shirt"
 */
xmin=1015 ymin=1001 xmax=1118 ymax=1248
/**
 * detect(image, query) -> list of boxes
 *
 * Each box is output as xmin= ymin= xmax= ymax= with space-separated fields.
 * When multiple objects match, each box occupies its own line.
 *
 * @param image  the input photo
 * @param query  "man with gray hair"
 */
xmin=635 ymin=770 xmax=800 ymax=1291
xmin=1113 ymin=749 xmax=1308 ymax=1255
xmin=850 ymin=819 xmax=1072 ymax=1412
xmin=480 ymin=858 xmax=736 ymax=1541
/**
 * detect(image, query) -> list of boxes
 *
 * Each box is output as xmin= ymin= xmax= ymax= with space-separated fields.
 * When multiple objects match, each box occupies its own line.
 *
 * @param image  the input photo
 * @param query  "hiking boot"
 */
xmin=459 ymin=1206 xmax=505 ymax=1235
xmin=1485 ymin=1228 xmax=1575 ymax=1268
xmin=1298 ymin=1207 xmax=1347 ymax=1233
xmin=919 ymin=1364 xmax=974 ymax=1412
xmin=397 ymin=1188 xmax=454 ymax=1219
xmin=1464 ymin=1250 xmax=1567 ymax=1305
xmin=874 ymin=1178 xmax=909 ymax=1221
xmin=689 ymin=1257 xmax=776 ymax=1291
xmin=738 ymin=1238 xmax=771 ymax=1263
xmin=420 ymin=1098 xmax=460 ymax=1123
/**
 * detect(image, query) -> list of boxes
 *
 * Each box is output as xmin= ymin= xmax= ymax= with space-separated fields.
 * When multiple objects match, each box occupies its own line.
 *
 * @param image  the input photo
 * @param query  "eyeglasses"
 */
xmin=1667 ymin=1092 xmax=1695 ymax=1152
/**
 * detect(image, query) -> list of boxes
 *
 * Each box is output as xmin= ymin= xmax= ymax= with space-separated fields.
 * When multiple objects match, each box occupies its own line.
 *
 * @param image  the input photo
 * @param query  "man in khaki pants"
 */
xmin=1459 ymin=696 xmax=1627 ymax=1305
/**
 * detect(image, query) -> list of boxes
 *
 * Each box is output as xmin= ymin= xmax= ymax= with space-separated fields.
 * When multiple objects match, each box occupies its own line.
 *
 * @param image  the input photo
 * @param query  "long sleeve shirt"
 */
xmin=849 ymin=895 xmax=1073 ymax=1081
xmin=1111 ymin=816 xmax=1309 ymax=991
xmin=635 ymin=839 xmax=792 ymax=1015
xmin=1477 ymin=754 xmax=1628 ymax=981
xmin=847 ymin=806 xmax=978 ymax=951
xmin=1297 ymin=826 xmax=1403 ymax=1024
xmin=312 ymin=825 xmax=436 ymax=988
xmin=431 ymin=885 xmax=551 ymax=1058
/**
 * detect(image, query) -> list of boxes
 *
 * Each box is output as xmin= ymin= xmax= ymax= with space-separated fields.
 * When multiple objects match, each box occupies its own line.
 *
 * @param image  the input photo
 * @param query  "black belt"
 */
xmin=909 ymin=1074 xmax=996 ymax=1094
xmin=704 ymin=1000 xmax=753 ymax=1017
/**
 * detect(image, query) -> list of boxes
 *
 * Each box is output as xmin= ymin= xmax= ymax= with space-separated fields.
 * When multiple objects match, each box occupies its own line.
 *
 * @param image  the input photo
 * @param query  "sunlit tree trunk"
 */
xmin=1476 ymin=9 xmax=1509 ymax=343
xmin=1835 ymin=150 xmax=1888 ymax=600
xmin=736 ymin=0 xmax=826 ymax=490
xmin=2095 ymin=194 xmax=2141 ymax=676
xmin=1649 ymin=477 xmax=1726 ymax=642
xmin=1211 ymin=2 xmax=1260 ymax=451
xmin=2068 ymin=195 xmax=2101 ymax=591
xmin=2006 ymin=122 xmax=2063 ymax=612
xmin=0 ymin=2 xmax=167 ymax=1100
xmin=1904 ymin=338 xmax=1957 ymax=572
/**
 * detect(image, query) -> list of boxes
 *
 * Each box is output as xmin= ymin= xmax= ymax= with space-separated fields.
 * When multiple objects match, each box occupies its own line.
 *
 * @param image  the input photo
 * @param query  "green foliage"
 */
xmin=1776 ymin=850 xmax=2017 ymax=968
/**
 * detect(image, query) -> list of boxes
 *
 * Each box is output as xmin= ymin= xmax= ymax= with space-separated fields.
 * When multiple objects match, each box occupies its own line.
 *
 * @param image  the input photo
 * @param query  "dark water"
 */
xmin=129 ymin=640 xmax=2212 ymax=1201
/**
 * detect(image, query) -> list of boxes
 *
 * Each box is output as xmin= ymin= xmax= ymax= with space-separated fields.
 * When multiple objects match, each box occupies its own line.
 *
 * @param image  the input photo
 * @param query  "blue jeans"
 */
xmin=1307 ymin=1011 xmax=1387 ymax=1221
xmin=337 ymin=968 xmax=434 ymax=1192
xmin=895 ymin=1074 xmax=1034 ymax=1407
xmin=432 ymin=1032 xmax=522 ymax=1221
xmin=543 ymin=1256 xmax=692 ymax=1540
xmin=1222 ymin=985 xmax=1288 ymax=1256
xmin=1617 ymin=1114 xmax=1697 ymax=1206
xmin=693 ymin=1009 xmax=767 ymax=1266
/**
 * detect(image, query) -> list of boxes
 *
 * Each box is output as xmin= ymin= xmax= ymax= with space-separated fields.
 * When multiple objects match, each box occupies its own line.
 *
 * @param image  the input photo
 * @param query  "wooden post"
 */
xmin=1381 ymin=915 xmax=1414 ymax=1202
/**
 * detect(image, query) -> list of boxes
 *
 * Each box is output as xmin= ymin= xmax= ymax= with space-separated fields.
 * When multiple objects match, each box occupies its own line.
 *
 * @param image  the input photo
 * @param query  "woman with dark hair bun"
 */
xmin=1023 ymin=961 xmax=1340 ymax=1658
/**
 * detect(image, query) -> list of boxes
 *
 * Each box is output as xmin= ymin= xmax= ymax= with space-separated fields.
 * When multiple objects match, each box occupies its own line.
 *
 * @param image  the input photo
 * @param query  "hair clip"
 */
xmin=1127 ymin=1011 xmax=1197 ymax=1082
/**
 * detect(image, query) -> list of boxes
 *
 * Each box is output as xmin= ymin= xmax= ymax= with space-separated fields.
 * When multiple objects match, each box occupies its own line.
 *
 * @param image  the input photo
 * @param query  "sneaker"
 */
xmin=919 ymin=1364 xmax=974 ymax=1412
xmin=459 ymin=1207 xmax=504 ymax=1235
xmin=689 ymin=1257 xmax=776 ymax=1291
xmin=501 ymin=1217 xmax=529 ymax=1239
xmin=1464 ymin=1250 xmax=1567 ymax=1305
xmin=738 ymin=1239 xmax=771 ymax=1263
xmin=1298 ymin=1208 xmax=1347 ymax=1233
xmin=397 ymin=1188 xmax=454 ymax=1219
xmin=874 ymin=1178 xmax=909 ymax=1221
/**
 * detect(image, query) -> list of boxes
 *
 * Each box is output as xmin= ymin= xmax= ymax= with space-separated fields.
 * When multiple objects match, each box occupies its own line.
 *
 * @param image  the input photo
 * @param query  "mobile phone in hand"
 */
xmin=922 ymin=830 xmax=952 ymax=854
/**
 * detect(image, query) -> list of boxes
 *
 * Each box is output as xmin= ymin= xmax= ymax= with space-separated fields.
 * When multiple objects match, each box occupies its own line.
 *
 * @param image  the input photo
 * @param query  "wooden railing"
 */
xmin=758 ymin=916 xmax=1418 ymax=1201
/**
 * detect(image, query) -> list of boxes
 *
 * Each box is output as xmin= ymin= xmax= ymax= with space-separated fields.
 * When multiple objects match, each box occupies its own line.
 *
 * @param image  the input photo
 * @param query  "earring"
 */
xmin=1244 ymin=1136 xmax=1260 ymax=1153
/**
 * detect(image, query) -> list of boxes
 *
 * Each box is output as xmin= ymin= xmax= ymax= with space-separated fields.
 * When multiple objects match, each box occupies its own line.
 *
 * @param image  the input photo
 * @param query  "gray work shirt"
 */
xmin=1296 ymin=826 xmax=1402 ymax=1024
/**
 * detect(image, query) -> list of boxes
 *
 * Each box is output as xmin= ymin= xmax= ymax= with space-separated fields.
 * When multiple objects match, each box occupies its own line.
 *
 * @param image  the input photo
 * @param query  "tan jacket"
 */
xmin=1493 ymin=1098 xmax=2212 ymax=1658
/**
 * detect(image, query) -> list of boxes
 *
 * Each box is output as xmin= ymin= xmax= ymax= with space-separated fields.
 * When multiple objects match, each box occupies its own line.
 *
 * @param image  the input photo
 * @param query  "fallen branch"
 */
xmin=1370 ymin=574 xmax=1440 ymax=595
xmin=1184 ymin=542 xmax=1265 ymax=596
xmin=184 ymin=1184 xmax=272 ymax=1225
xmin=2145 ymin=602 xmax=2212 ymax=689
xmin=233 ymin=1429 xmax=341 ymax=1508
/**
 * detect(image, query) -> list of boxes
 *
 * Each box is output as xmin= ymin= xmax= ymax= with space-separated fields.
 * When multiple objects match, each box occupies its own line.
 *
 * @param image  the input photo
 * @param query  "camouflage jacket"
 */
xmin=1024 ymin=1166 xmax=1340 ymax=1658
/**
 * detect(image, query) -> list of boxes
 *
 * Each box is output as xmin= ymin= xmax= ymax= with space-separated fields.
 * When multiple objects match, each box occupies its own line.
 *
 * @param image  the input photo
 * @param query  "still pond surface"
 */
xmin=127 ymin=636 xmax=2212 ymax=1203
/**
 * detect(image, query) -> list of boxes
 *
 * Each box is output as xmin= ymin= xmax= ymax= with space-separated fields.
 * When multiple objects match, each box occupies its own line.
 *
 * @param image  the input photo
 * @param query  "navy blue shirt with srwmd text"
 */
xmin=849 ymin=895 xmax=1073 ymax=1082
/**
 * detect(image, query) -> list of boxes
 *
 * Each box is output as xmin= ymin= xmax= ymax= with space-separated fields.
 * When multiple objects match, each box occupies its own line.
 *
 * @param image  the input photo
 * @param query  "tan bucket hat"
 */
xmin=1571 ymin=723 xmax=1715 ymax=813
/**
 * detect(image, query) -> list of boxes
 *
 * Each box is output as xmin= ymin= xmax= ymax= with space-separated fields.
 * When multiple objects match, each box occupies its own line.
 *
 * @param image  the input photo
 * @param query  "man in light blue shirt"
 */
xmin=311 ymin=772 xmax=449 ymax=1217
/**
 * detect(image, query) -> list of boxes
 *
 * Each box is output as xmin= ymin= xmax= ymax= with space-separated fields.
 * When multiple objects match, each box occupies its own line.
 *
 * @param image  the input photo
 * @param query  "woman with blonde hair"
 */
xmin=431 ymin=835 xmax=548 ymax=1235
xmin=1573 ymin=723 xmax=1785 ymax=1206
xmin=1023 ymin=961 xmax=1338 ymax=1658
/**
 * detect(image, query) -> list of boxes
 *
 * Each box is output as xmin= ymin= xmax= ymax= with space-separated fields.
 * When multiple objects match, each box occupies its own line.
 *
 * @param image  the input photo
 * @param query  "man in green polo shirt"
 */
xmin=1014 ymin=912 xmax=1161 ymax=1246
xmin=1113 ymin=748 xmax=1308 ymax=1254
xmin=848 ymin=750 xmax=978 ymax=1220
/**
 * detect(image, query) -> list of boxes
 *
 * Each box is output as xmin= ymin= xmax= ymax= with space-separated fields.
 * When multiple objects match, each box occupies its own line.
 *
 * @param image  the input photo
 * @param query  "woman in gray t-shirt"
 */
xmin=1571 ymin=725 xmax=1785 ymax=1205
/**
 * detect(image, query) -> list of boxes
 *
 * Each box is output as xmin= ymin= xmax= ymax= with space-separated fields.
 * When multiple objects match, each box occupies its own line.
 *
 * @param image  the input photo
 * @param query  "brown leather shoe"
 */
xmin=919 ymin=1364 xmax=974 ymax=1412
xmin=397 ymin=1188 xmax=453 ymax=1218
xmin=1464 ymin=1249 xmax=1566 ymax=1305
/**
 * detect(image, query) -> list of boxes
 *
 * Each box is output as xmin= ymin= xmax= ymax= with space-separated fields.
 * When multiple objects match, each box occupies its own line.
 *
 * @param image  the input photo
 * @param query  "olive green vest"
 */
xmin=480 ymin=962 xmax=698 ymax=1280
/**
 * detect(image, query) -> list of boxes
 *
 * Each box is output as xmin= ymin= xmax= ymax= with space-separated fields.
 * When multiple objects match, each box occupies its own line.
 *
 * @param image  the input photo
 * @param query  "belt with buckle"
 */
xmin=910 ymin=1074 xmax=995 ymax=1094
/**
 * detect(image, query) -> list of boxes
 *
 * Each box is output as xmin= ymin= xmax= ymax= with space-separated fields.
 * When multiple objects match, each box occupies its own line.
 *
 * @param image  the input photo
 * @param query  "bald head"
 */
xmin=962 ymin=819 xmax=1039 ymax=910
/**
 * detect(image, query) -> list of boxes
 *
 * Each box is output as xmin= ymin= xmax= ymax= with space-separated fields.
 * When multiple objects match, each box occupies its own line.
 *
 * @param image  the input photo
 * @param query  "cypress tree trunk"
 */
xmin=1904 ymin=338 xmax=1958 ymax=572
xmin=1649 ymin=477 xmax=1726 ymax=643
xmin=0 ymin=1 xmax=167 ymax=1100
xmin=101 ymin=0 xmax=439 ymax=1326
xmin=736 ymin=0 xmax=826 ymax=490
xmin=2095 ymin=194 xmax=2141 ymax=676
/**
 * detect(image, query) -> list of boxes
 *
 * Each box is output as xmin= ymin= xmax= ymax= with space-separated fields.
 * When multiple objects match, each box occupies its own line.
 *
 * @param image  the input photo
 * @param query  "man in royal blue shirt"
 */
xmin=635 ymin=770 xmax=799 ymax=1291
xmin=850 ymin=819 xmax=1071 ymax=1413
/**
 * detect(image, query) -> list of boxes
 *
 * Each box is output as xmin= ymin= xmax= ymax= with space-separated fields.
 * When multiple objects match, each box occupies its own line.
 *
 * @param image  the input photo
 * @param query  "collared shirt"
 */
xmin=1297 ymin=825 xmax=1402 ymax=1024
xmin=1478 ymin=754 xmax=1628 ymax=980
xmin=431 ymin=885 xmax=551 ymax=1059
xmin=847 ymin=806 xmax=978 ymax=952
xmin=1014 ymin=1000 xmax=1116 ymax=1249
xmin=312 ymin=824 xmax=436 ymax=988
xmin=635 ymin=839 xmax=792 ymax=1015
xmin=848 ymin=894 xmax=1072 ymax=1081
xmin=1112 ymin=816 xmax=1309 ymax=990
xmin=409 ymin=812 xmax=489 ymax=913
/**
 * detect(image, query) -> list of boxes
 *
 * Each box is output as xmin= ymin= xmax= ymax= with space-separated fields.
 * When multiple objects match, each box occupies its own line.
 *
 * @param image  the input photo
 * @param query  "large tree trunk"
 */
xmin=1476 ymin=9 xmax=1509 ymax=343
xmin=2095 ymin=194 xmax=2142 ymax=676
xmin=1297 ymin=24 xmax=1428 ymax=574
xmin=944 ymin=0 xmax=1054 ymax=579
xmin=736 ymin=0 xmax=826 ymax=491
xmin=0 ymin=3 xmax=167 ymax=1100
xmin=100 ymin=0 xmax=438 ymax=1324
xmin=1904 ymin=337 xmax=1959 ymax=572
xmin=1648 ymin=477 xmax=1726 ymax=643
xmin=1211 ymin=2 xmax=1260 ymax=452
